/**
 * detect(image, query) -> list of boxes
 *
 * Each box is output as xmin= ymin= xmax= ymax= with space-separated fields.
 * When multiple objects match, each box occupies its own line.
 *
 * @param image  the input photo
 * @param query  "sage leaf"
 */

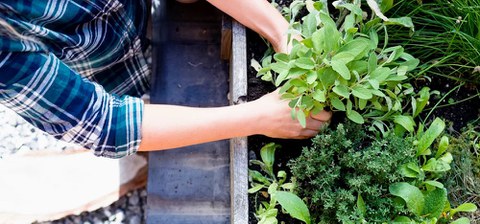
xmin=260 ymin=143 xmax=279 ymax=175
xmin=297 ymin=110 xmax=307 ymax=128
xmin=276 ymin=191 xmax=311 ymax=224
xmin=295 ymin=57 xmax=315 ymax=70
xmin=333 ymin=85 xmax=350 ymax=98
xmin=366 ymin=0 xmax=389 ymax=21
xmin=384 ymin=17 xmax=415 ymax=33
xmin=331 ymin=60 xmax=351 ymax=80
xmin=352 ymin=86 xmax=373 ymax=100
xmin=312 ymin=89 xmax=326 ymax=102
xmin=389 ymin=182 xmax=425 ymax=216
xmin=347 ymin=110 xmax=364 ymax=124
xmin=331 ymin=97 xmax=346 ymax=111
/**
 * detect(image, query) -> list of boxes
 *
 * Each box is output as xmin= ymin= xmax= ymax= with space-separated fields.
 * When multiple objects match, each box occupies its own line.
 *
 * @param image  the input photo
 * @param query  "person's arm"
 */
xmin=138 ymin=90 xmax=332 ymax=151
xmin=206 ymin=0 xmax=290 ymax=53
xmin=0 ymin=51 xmax=143 ymax=159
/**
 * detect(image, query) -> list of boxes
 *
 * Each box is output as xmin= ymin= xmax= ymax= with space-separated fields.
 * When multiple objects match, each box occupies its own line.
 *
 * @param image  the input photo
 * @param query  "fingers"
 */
xmin=311 ymin=110 xmax=333 ymax=122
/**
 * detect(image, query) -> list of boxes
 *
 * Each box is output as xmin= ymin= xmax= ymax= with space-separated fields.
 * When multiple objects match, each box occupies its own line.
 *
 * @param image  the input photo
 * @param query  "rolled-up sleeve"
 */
xmin=0 ymin=51 xmax=143 ymax=158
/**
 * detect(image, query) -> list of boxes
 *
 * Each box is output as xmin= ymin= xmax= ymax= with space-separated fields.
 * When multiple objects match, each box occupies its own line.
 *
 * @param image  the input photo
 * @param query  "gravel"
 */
xmin=0 ymin=104 xmax=147 ymax=224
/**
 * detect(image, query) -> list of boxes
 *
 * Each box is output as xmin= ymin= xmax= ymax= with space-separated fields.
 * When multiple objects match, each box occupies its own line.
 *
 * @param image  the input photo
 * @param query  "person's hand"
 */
xmin=250 ymin=89 xmax=332 ymax=139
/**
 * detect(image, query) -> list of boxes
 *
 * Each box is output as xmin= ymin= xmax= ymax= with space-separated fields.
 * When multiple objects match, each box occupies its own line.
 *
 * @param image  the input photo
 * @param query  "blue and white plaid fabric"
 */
xmin=0 ymin=0 xmax=150 ymax=158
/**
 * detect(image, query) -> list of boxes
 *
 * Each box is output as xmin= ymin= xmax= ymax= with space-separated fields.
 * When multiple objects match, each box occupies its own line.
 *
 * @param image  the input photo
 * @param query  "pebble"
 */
xmin=0 ymin=104 xmax=147 ymax=223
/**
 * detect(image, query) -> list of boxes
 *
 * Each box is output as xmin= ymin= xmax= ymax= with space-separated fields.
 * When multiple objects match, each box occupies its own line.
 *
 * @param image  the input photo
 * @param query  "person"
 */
xmin=0 ymin=0 xmax=332 ymax=159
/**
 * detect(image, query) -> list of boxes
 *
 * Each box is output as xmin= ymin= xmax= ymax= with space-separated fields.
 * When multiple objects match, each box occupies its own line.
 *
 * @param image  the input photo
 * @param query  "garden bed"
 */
xmin=245 ymin=0 xmax=480 ymax=223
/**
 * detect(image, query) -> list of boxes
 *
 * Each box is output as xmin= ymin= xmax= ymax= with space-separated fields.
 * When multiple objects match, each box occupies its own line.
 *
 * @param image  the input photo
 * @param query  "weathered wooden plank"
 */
xmin=221 ymin=16 xmax=232 ymax=61
xmin=229 ymin=20 xmax=248 ymax=224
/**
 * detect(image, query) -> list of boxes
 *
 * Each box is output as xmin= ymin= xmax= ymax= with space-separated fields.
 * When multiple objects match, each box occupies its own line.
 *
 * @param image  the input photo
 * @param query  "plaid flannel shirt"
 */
xmin=0 ymin=0 xmax=150 ymax=158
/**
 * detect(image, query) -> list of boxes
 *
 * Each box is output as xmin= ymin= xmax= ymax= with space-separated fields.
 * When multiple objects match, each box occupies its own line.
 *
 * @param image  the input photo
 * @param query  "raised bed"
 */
xmin=146 ymin=0 xmax=249 ymax=223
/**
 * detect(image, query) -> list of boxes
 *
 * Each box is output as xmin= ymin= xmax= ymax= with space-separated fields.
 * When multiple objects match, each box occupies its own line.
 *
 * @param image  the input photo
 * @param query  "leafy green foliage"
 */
xmin=253 ymin=0 xmax=426 ymax=129
xmin=288 ymin=121 xmax=416 ymax=223
xmin=390 ymin=118 xmax=477 ymax=222
xmin=249 ymin=143 xmax=311 ymax=224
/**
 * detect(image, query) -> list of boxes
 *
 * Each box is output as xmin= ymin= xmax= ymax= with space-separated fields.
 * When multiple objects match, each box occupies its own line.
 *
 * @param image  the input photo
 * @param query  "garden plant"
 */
xmin=247 ymin=0 xmax=480 ymax=223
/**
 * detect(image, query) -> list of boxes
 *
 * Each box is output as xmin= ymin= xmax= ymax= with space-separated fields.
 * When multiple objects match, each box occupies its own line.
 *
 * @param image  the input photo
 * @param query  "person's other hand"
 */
xmin=250 ymin=89 xmax=332 ymax=139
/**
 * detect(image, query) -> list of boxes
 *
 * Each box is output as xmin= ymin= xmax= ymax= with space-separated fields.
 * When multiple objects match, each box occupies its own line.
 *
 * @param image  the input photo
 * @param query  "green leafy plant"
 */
xmin=288 ymin=121 xmax=416 ymax=223
xmin=388 ymin=0 xmax=480 ymax=83
xmin=444 ymin=120 xmax=480 ymax=223
xmin=249 ymin=143 xmax=311 ymax=224
xmin=252 ymin=0 xmax=426 ymax=130
xmin=390 ymin=118 xmax=477 ymax=223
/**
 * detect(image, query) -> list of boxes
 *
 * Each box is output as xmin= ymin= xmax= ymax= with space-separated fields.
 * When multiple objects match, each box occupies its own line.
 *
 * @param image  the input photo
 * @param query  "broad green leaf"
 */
xmin=357 ymin=194 xmax=367 ymax=216
xmin=366 ymin=0 xmax=388 ymax=21
xmin=451 ymin=203 xmax=478 ymax=217
xmin=319 ymin=12 xmax=341 ymax=52
xmin=352 ymin=86 xmax=373 ymax=100
xmin=450 ymin=218 xmax=470 ymax=224
xmin=337 ymin=38 xmax=370 ymax=60
xmin=260 ymin=143 xmax=280 ymax=175
xmin=368 ymin=79 xmax=380 ymax=89
xmin=439 ymin=152 xmax=453 ymax=164
xmin=368 ymin=53 xmax=377 ymax=74
xmin=312 ymin=89 xmax=326 ymax=102
xmin=380 ymin=0 xmax=394 ymax=13
xmin=370 ymin=67 xmax=392 ymax=82
xmin=417 ymin=118 xmax=445 ymax=156
xmin=422 ymin=187 xmax=447 ymax=218
xmin=297 ymin=110 xmax=307 ymax=128
xmin=390 ymin=182 xmax=424 ymax=216
xmin=384 ymin=17 xmax=415 ymax=33
xmin=435 ymin=136 xmax=449 ymax=159
xmin=295 ymin=57 xmax=315 ymax=70
xmin=251 ymin=59 xmax=262 ymax=71
xmin=333 ymin=85 xmax=350 ymax=98
xmin=331 ymin=60 xmax=351 ymax=80
xmin=343 ymin=13 xmax=355 ymax=31
xmin=248 ymin=184 xmax=265 ymax=193
xmin=358 ymin=98 xmax=367 ymax=110
xmin=268 ymin=182 xmax=278 ymax=195
xmin=270 ymin=61 xmax=289 ymax=74
xmin=414 ymin=87 xmax=431 ymax=117
xmin=331 ymin=97 xmax=346 ymax=111
xmin=274 ymin=53 xmax=290 ymax=62
xmin=249 ymin=170 xmax=270 ymax=185
xmin=319 ymin=68 xmax=338 ymax=87
xmin=347 ymin=110 xmax=364 ymax=124
xmin=423 ymin=180 xmax=444 ymax=189
xmin=276 ymin=191 xmax=311 ymax=224
xmin=392 ymin=216 xmax=413 ymax=224
xmin=332 ymin=52 xmax=355 ymax=64
xmin=306 ymin=71 xmax=317 ymax=84
xmin=275 ymin=71 xmax=289 ymax=87
xmin=393 ymin=115 xmax=415 ymax=132
xmin=311 ymin=29 xmax=325 ymax=53
xmin=334 ymin=3 xmax=362 ymax=16
xmin=399 ymin=162 xmax=420 ymax=178
xmin=302 ymin=13 xmax=318 ymax=37
xmin=281 ymin=183 xmax=295 ymax=190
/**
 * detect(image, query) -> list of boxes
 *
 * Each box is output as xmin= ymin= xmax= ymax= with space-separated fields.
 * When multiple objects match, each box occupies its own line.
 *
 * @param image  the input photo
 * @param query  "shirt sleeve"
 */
xmin=0 ymin=51 xmax=143 ymax=159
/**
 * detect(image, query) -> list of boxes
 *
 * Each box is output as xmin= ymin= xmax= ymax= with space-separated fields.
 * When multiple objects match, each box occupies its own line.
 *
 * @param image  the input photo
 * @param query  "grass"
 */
xmin=386 ymin=0 xmax=480 ymax=83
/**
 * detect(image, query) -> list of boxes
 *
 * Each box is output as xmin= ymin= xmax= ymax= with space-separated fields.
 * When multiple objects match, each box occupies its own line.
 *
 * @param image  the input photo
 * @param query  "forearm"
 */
xmin=138 ymin=103 xmax=260 ymax=151
xmin=207 ymin=0 xmax=289 ymax=52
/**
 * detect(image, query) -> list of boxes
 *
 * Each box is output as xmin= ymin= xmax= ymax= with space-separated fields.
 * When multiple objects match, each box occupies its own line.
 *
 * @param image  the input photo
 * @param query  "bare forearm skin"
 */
xmin=138 ymin=103 xmax=260 ymax=151
xmin=207 ymin=0 xmax=289 ymax=52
